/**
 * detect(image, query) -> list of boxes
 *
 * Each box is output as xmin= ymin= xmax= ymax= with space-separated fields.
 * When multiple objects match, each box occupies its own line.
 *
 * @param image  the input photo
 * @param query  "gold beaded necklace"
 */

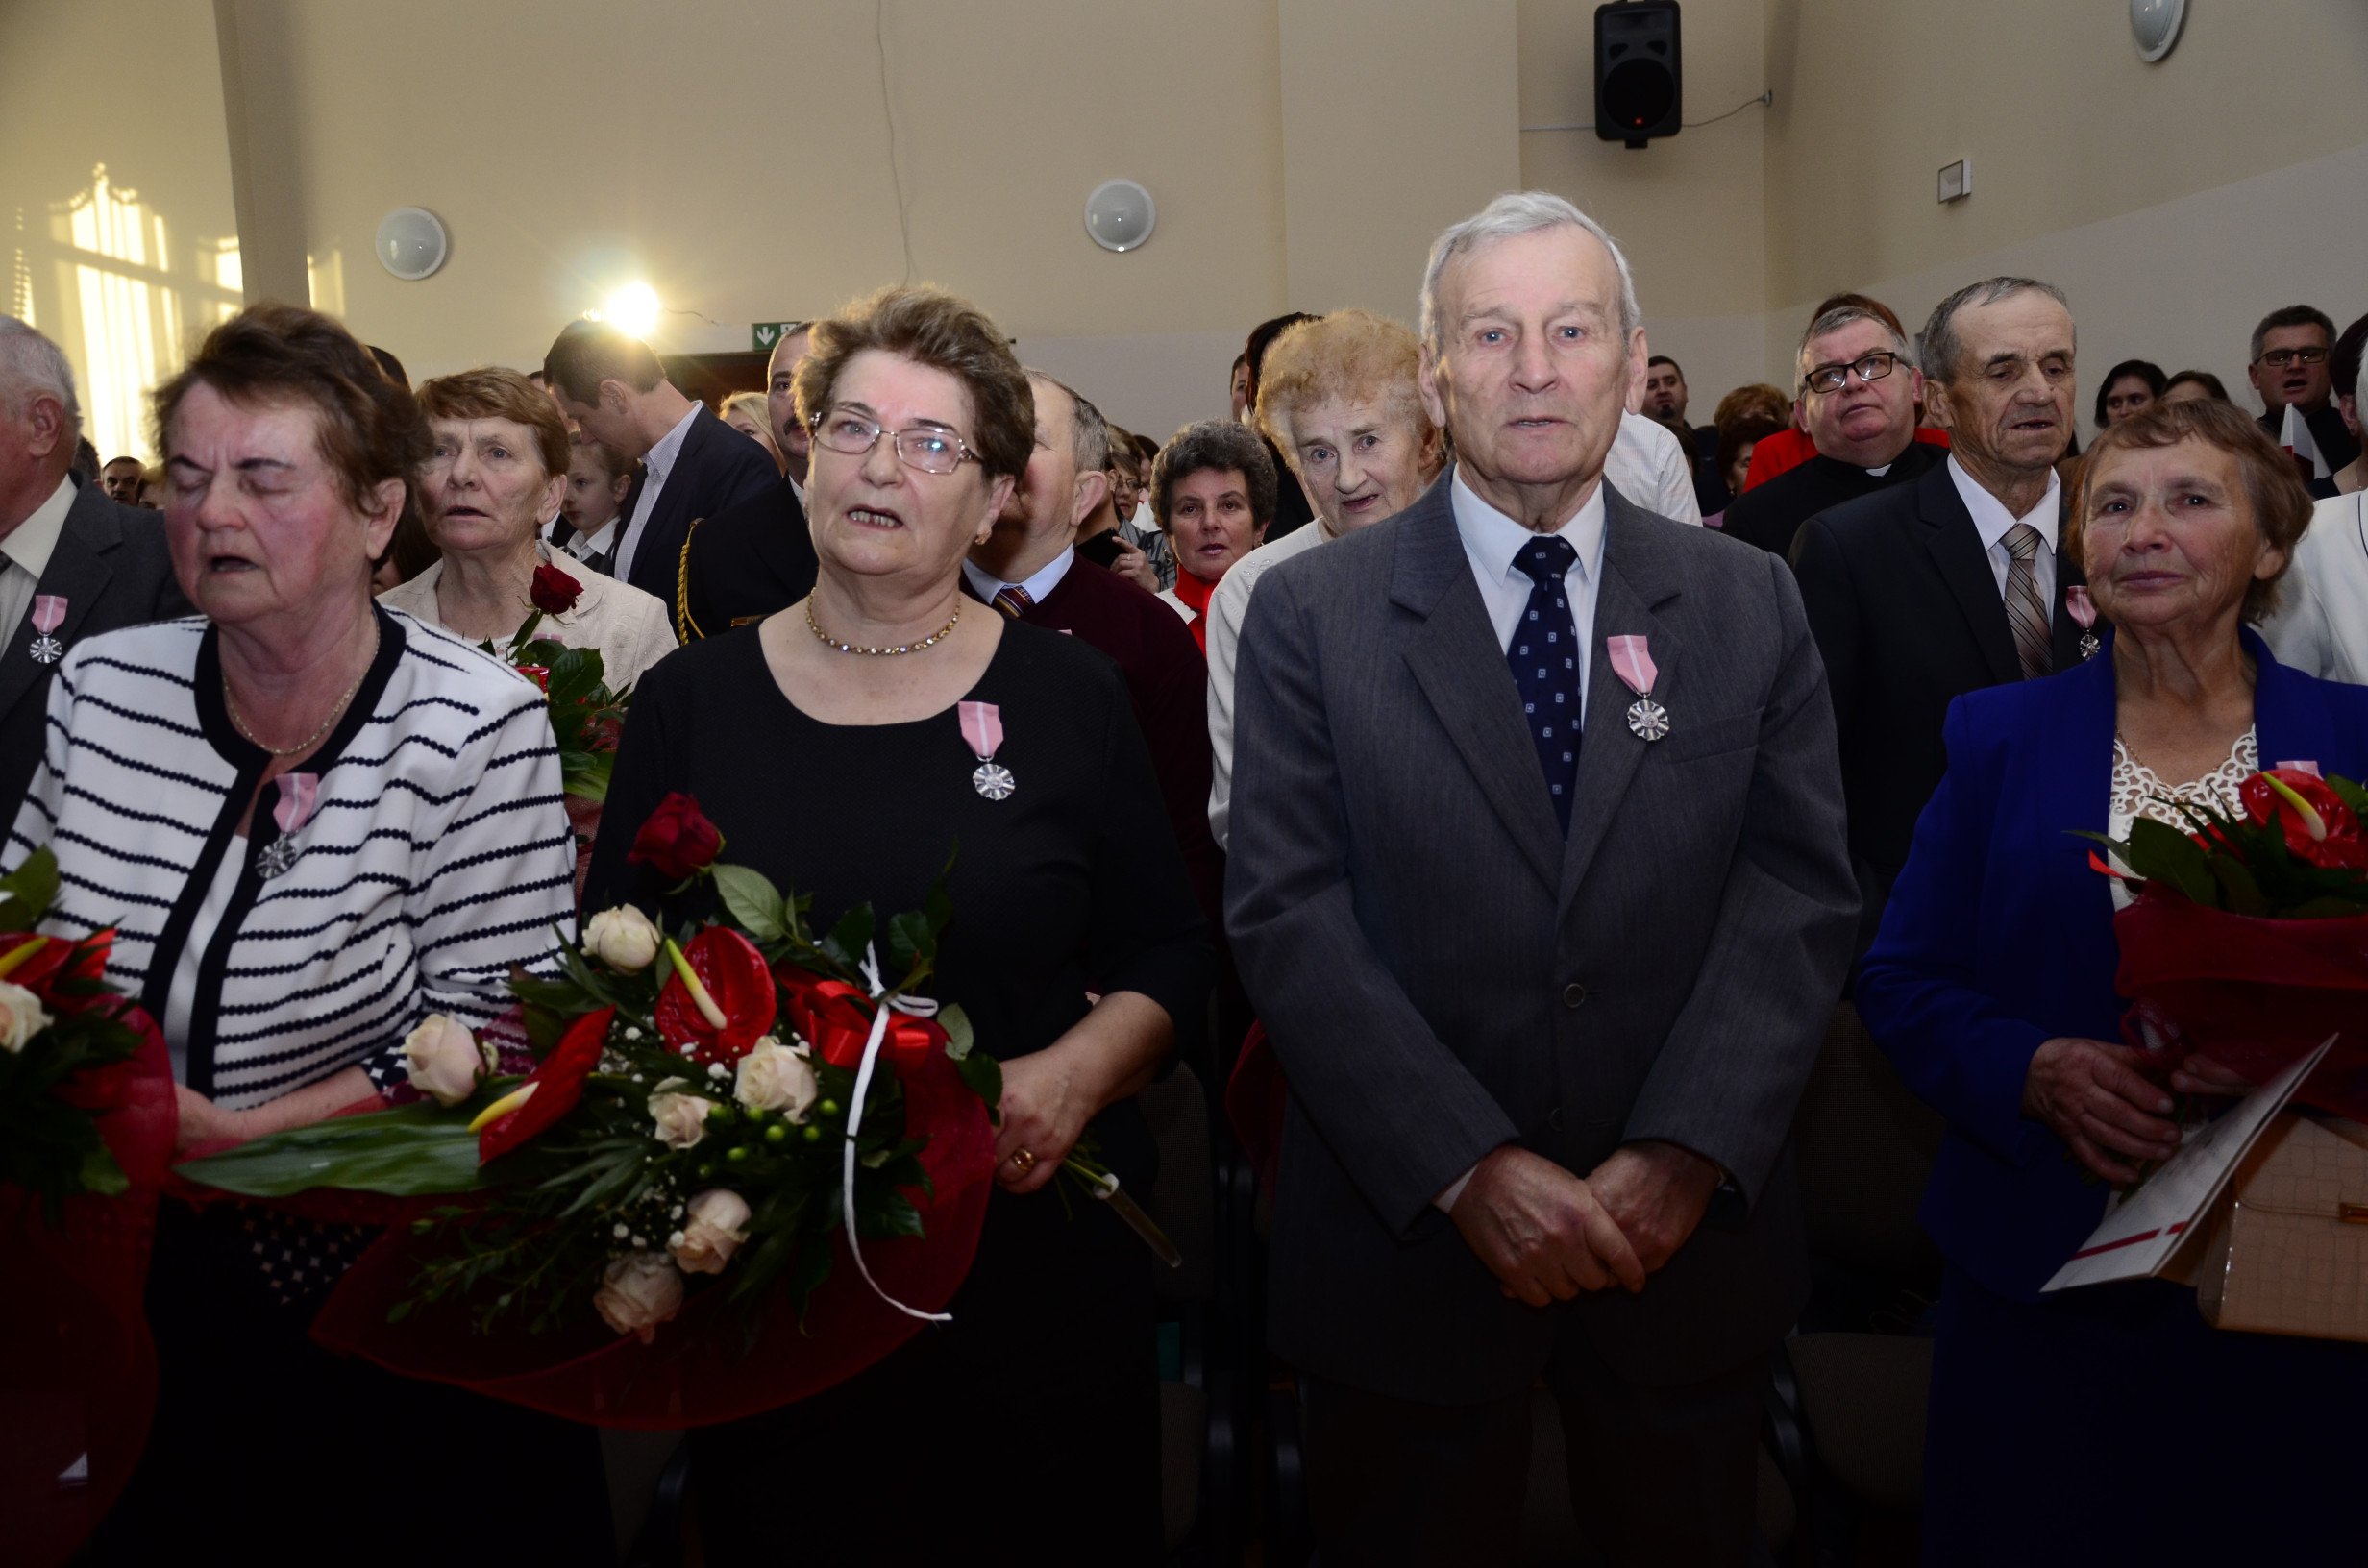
xmin=803 ymin=598 xmax=961 ymax=657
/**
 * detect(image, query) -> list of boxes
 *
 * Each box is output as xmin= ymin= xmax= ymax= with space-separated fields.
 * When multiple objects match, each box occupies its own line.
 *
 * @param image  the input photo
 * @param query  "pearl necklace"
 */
xmin=804 ymin=598 xmax=961 ymax=656
xmin=224 ymin=622 xmax=380 ymax=758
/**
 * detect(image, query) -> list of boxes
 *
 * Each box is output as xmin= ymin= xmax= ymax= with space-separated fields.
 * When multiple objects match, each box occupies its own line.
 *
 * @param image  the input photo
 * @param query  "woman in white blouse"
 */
xmin=7 ymin=306 xmax=607 ymax=1563
xmin=380 ymin=366 xmax=677 ymax=690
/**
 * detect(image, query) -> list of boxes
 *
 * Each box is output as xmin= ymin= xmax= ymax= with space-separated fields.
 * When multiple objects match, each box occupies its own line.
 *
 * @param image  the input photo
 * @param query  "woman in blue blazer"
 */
xmin=1859 ymin=400 xmax=2368 ymax=1564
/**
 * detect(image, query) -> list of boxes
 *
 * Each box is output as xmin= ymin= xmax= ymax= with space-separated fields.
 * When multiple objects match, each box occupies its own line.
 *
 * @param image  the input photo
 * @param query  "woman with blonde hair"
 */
xmin=720 ymin=389 xmax=786 ymax=474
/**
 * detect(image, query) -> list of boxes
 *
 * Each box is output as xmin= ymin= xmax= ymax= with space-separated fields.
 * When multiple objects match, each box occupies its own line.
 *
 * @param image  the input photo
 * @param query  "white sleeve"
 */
xmin=1205 ymin=562 xmax=1258 ymax=851
xmin=2259 ymin=499 xmax=2355 ymax=682
xmin=1610 ymin=411 xmax=1703 ymax=526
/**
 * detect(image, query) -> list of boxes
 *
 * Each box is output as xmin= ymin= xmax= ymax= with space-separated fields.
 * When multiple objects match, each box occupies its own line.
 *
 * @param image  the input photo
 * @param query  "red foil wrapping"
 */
xmin=0 ymin=1010 xmax=176 ymax=1567
xmin=306 ymin=1021 xmax=995 ymax=1427
xmin=2114 ymin=888 xmax=2368 ymax=1119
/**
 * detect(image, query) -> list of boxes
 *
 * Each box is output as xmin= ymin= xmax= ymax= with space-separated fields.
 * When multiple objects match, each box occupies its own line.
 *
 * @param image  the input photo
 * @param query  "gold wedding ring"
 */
xmin=1009 ymin=1148 xmax=1037 ymax=1173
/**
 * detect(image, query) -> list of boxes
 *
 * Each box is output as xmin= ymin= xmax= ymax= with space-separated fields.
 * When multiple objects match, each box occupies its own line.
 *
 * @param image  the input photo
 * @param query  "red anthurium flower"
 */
xmin=0 ymin=928 xmax=114 ymax=1008
xmin=477 ymin=1006 xmax=611 ymax=1163
xmin=656 ymin=928 xmax=777 ymax=1063
xmin=629 ymin=793 xmax=724 ymax=882
xmin=516 ymin=664 xmax=551 ymax=692
xmin=2241 ymin=769 xmax=2361 ymax=866
xmin=530 ymin=561 xmax=583 ymax=617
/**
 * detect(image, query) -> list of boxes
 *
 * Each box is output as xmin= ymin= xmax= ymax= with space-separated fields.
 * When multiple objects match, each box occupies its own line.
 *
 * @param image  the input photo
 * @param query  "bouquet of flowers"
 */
xmin=174 ymin=796 xmax=999 ymax=1424
xmin=2080 ymin=765 xmax=2368 ymax=1118
xmin=487 ymin=561 xmax=630 ymax=810
xmin=0 ymin=848 xmax=177 ymax=1564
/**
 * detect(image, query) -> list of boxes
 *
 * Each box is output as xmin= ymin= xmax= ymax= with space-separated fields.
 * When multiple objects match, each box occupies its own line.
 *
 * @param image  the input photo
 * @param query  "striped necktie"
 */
xmin=2002 ymin=523 xmax=2052 ymax=680
xmin=992 ymin=584 xmax=1033 ymax=620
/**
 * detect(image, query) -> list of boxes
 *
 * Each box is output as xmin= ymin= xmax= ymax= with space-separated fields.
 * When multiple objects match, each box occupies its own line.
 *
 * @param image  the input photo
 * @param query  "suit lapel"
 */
xmin=0 ymin=487 xmax=116 ymax=721
xmin=1917 ymin=464 xmax=2022 ymax=686
xmin=2049 ymin=509 xmax=2092 ymax=674
xmin=1558 ymin=495 xmax=1679 ymax=907
xmin=1393 ymin=482 xmax=1565 ymax=894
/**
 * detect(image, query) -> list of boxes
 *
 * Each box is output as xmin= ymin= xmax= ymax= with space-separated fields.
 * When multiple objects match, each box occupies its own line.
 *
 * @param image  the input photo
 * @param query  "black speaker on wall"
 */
xmin=1595 ymin=1 xmax=1682 ymax=149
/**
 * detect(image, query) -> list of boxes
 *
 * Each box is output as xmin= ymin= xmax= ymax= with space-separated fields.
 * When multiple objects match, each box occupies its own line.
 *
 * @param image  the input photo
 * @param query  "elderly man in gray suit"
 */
xmin=1226 ymin=193 xmax=1856 ymax=1566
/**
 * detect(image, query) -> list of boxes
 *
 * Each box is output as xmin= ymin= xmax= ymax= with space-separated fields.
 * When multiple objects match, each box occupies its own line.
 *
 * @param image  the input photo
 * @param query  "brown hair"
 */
xmin=1253 ymin=308 xmax=1437 ymax=461
xmin=152 ymin=302 xmax=430 ymax=525
xmin=792 ymin=284 xmax=1033 ymax=485
xmin=1716 ymin=415 xmax=1785 ymax=482
xmin=572 ymin=431 xmax=635 ymax=483
xmin=415 ymin=366 xmax=573 ymax=480
xmin=1152 ymin=420 xmax=1277 ymax=531
xmin=2067 ymin=397 xmax=2311 ymax=624
xmin=542 ymin=319 xmax=665 ymax=405
xmin=1713 ymin=382 xmax=1792 ymax=436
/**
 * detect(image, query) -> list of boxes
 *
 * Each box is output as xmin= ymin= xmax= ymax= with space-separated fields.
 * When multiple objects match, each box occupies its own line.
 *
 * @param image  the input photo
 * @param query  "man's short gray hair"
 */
xmin=1024 ymin=369 xmax=1110 ymax=475
xmin=1796 ymin=306 xmax=1914 ymax=387
xmin=1919 ymin=277 xmax=2072 ymax=386
xmin=0 ymin=317 xmax=83 ymax=434
xmin=1418 ymin=191 xmax=1642 ymax=355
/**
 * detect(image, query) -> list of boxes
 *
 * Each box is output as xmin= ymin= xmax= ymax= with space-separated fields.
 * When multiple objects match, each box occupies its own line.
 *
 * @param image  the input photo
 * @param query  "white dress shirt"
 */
xmin=1606 ymin=410 xmax=1703 ymax=527
xmin=961 ymin=543 xmax=1076 ymax=608
xmin=0 ymin=476 xmax=76 ymax=647
xmin=1205 ymin=519 xmax=1333 ymax=848
xmin=1433 ymin=469 xmax=1611 ymax=1213
xmin=1947 ymin=454 xmax=2060 ymax=609
xmin=611 ymin=404 xmax=701 ymax=583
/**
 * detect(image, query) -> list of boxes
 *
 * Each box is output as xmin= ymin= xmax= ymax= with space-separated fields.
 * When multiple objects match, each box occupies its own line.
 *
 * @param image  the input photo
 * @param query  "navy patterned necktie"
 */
xmin=1509 ymin=534 xmax=1583 ymax=834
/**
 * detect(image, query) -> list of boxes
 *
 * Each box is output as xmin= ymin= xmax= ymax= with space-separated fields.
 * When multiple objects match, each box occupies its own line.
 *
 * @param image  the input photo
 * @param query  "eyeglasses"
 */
xmin=1802 ymin=351 xmax=1909 ymax=396
xmin=2257 ymin=346 xmax=2330 ymax=369
xmin=809 ymin=410 xmax=980 ymax=476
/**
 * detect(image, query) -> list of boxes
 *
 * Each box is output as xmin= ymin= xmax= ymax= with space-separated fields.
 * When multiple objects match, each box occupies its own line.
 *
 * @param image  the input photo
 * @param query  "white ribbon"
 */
xmin=840 ymin=946 xmax=950 ymax=1322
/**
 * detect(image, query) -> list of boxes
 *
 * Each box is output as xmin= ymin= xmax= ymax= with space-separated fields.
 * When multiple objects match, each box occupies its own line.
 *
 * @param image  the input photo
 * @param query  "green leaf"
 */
xmin=76 ymin=1141 xmax=129 ymax=1197
xmin=937 ymin=1003 xmax=974 ymax=1060
xmin=2285 ymin=895 xmax=2368 ymax=919
xmin=954 ymin=1050 xmax=1002 ymax=1121
xmin=2124 ymin=817 xmax=2220 ymax=907
xmin=885 ymin=909 xmax=930 ymax=978
xmin=2329 ymin=774 xmax=2368 ymax=820
xmin=2208 ymin=853 xmax=2269 ymax=918
xmin=821 ymin=904 xmax=875 ymax=972
xmin=713 ymin=864 xmax=788 ymax=943
xmin=0 ymin=847 xmax=60 ymax=933
xmin=174 ymin=1102 xmax=498 ymax=1196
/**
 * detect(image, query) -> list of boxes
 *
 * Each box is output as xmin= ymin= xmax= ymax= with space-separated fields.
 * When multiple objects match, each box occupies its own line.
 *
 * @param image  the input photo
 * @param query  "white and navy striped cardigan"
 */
xmin=5 ymin=607 xmax=578 ymax=1110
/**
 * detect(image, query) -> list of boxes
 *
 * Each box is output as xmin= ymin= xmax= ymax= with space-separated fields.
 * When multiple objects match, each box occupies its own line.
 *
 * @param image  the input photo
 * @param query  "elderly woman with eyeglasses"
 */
xmin=584 ymin=284 xmax=1209 ymax=1566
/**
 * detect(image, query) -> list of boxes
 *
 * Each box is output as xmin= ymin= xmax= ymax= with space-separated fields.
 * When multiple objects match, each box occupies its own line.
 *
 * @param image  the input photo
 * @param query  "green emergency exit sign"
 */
xmin=752 ymin=321 xmax=801 ymax=352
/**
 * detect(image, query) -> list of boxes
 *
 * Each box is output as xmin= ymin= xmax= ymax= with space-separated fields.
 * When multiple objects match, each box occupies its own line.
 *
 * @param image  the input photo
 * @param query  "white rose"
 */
xmin=670 ymin=1188 xmax=752 ymax=1275
xmin=582 ymin=905 xmax=662 ymax=971
xmin=592 ymin=1252 xmax=684 ymax=1343
xmin=0 ymin=979 xmax=52 ymax=1054
xmin=648 ymin=1089 xmax=716 ymax=1150
xmin=401 ymin=1014 xmax=494 ymax=1106
xmin=733 ymin=1036 xmax=819 ymax=1121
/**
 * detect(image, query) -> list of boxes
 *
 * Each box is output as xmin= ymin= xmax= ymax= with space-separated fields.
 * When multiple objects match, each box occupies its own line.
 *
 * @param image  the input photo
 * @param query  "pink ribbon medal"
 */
xmin=958 ymin=701 xmax=1015 ymax=801
xmin=27 ymin=595 xmax=66 ymax=665
xmin=1606 ymin=634 xmax=1668 ymax=742
xmin=255 ymin=772 xmax=320 ymax=879
xmin=2065 ymin=585 xmax=2101 ymax=660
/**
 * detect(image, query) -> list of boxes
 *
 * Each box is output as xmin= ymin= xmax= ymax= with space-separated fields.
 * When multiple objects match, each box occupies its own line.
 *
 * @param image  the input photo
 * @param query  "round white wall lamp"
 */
xmin=1083 ymin=180 xmax=1156 ymax=253
xmin=2130 ymin=0 xmax=2185 ymax=63
xmin=375 ymin=208 xmax=450 ymax=280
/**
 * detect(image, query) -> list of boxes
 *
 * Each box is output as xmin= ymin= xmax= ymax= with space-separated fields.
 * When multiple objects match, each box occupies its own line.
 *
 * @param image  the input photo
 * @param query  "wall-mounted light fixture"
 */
xmin=374 ymin=208 xmax=449 ymax=280
xmin=1084 ymin=180 xmax=1157 ymax=253
xmin=2130 ymin=0 xmax=2185 ymax=62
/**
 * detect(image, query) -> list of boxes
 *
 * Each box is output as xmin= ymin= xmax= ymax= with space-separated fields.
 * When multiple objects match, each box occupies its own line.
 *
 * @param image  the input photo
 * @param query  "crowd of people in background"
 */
xmin=7 ymin=183 xmax=2368 ymax=1568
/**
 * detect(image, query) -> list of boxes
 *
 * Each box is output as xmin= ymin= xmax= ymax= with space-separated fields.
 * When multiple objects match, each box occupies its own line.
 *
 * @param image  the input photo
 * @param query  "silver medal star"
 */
xmin=973 ymin=762 xmax=1016 ymax=801
xmin=1626 ymin=698 xmax=1670 ymax=742
xmin=255 ymin=836 xmax=301 ymax=879
xmin=29 ymin=634 xmax=62 ymax=665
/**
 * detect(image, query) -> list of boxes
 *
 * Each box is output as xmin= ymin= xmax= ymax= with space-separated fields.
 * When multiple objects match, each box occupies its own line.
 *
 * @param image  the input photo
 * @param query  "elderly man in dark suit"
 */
xmin=0 ymin=318 xmax=188 ymax=827
xmin=1226 ymin=193 xmax=1856 ymax=1567
xmin=543 ymin=320 xmax=777 ymax=637
xmin=1789 ymin=277 xmax=2091 ymax=958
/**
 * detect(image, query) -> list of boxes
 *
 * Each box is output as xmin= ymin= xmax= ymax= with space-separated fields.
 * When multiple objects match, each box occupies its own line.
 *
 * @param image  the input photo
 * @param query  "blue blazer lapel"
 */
xmin=1391 ymin=478 xmax=1565 ymax=894
xmin=2251 ymin=627 xmax=2332 ymax=771
xmin=1558 ymin=493 xmax=1681 ymax=906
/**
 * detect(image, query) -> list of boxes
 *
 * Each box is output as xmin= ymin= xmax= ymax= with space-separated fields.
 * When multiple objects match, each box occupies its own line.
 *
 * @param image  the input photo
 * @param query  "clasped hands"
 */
xmin=1449 ymin=1140 xmax=1724 ymax=1307
xmin=2024 ymin=1036 xmax=2253 ymax=1185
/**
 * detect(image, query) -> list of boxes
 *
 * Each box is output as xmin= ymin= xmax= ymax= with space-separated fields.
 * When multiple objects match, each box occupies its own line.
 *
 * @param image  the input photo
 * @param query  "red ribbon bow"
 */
xmin=776 ymin=971 xmax=939 ymax=1071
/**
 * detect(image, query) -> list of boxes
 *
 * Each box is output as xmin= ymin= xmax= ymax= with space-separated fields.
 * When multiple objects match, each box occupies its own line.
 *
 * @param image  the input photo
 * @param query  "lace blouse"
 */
xmin=2107 ymin=726 xmax=2257 ymax=909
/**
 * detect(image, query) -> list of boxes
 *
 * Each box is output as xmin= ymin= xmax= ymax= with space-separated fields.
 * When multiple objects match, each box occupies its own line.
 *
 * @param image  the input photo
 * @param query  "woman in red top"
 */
xmin=1150 ymin=420 xmax=1273 ymax=651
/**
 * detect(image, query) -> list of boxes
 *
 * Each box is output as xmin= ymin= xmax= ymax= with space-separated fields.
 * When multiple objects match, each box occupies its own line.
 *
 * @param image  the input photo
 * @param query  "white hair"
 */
xmin=1417 ymin=191 xmax=1643 ymax=355
xmin=0 ymin=317 xmax=82 ymax=434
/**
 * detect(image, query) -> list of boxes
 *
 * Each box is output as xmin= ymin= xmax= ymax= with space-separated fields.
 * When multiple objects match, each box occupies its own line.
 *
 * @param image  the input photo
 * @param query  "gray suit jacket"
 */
xmin=1226 ymin=472 xmax=1856 ymax=1402
xmin=0 ymin=480 xmax=190 ymax=828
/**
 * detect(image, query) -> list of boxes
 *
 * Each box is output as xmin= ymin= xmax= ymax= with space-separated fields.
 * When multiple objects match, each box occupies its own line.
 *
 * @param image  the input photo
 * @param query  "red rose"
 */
xmin=478 ymin=1006 xmax=609 ymax=1162
xmin=530 ymin=562 xmax=583 ymax=617
xmin=2241 ymin=769 xmax=2361 ymax=867
xmin=629 ymin=793 xmax=724 ymax=881
xmin=655 ymin=927 xmax=777 ymax=1063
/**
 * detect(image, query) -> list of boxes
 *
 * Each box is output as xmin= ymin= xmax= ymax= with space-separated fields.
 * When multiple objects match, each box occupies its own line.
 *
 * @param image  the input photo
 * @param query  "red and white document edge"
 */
xmin=2043 ymin=1035 xmax=2338 ymax=1293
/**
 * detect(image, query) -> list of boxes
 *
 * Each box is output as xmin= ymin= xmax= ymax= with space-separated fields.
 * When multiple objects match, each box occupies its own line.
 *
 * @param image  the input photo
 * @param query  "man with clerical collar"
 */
xmin=962 ymin=369 xmax=1224 ymax=927
xmin=1723 ymin=302 xmax=1946 ymax=557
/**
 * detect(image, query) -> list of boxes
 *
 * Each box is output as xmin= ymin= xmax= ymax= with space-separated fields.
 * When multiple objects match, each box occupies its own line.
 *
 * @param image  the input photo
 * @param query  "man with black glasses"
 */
xmin=2248 ymin=304 xmax=2359 ymax=474
xmin=1722 ymin=301 xmax=1945 ymax=556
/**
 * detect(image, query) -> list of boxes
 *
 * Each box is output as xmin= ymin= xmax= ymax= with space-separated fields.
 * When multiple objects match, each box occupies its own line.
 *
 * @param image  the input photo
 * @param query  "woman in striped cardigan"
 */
xmin=4 ymin=306 xmax=610 ymax=1565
